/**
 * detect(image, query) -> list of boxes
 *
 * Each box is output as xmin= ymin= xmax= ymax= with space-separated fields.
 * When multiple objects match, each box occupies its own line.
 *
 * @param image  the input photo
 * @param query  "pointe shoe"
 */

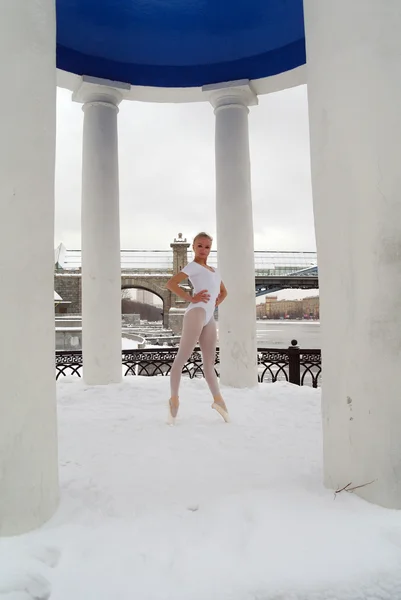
xmin=212 ymin=399 xmax=230 ymax=423
xmin=168 ymin=398 xmax=179 ymax=425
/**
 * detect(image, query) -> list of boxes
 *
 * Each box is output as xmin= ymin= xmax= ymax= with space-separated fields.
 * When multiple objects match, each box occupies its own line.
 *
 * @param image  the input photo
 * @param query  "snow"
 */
xmin=1 ymin=378 xmax=401 ymax=600
xmin=121 ymin=337 xmax=139 ymax=349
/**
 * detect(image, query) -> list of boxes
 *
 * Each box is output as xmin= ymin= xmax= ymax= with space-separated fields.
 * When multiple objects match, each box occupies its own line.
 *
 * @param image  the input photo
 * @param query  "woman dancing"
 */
xmin=166 ymin=232 xmax=229 ymax=424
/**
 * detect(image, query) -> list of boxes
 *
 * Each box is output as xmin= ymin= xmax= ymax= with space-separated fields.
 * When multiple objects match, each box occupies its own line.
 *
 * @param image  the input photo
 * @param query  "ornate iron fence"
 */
xmin=56 ymin=340 xmax=321 ymax=388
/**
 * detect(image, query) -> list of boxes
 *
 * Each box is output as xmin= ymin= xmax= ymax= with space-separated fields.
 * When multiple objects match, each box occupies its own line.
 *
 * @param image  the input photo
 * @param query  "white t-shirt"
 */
xmin=181 ymin=261 xmax=221 ymax=324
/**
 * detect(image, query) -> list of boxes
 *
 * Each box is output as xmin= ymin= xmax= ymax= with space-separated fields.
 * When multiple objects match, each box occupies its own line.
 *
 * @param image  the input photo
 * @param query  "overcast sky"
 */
xmin=55 ymin=84 xmax=316 ymax=253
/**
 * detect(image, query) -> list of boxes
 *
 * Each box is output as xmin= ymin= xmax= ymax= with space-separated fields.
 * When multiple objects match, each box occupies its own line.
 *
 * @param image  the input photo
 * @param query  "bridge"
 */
xmin=54 ymin=239 xmax=318 ymax=325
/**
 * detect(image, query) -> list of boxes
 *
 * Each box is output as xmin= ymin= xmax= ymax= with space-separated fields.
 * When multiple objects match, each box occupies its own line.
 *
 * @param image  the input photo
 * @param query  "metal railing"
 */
xmin=56 ymin=340 xmax=322 ymax=388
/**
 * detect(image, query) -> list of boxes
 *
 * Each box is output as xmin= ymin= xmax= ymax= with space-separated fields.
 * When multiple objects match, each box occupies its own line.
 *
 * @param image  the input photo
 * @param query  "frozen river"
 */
xmin=255 ymin=319 xmax=320 ymax=349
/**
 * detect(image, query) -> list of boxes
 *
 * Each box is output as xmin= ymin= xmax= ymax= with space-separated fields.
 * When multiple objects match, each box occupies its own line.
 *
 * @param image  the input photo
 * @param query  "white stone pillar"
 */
xmin=0 ymin=0 xmax=59 ymax=535
xmin=73 ymin=79 xmax=127 ymax=385
xmin=204 ymin=81 xmax=258 ymax=388
xmin=304 ymin=0 xmax=401 ymax=508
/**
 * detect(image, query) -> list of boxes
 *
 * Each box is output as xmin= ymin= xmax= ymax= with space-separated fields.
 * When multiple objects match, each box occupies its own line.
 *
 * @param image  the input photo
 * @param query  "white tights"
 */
xmin=170 ymin=308 xmax=221 ymax=398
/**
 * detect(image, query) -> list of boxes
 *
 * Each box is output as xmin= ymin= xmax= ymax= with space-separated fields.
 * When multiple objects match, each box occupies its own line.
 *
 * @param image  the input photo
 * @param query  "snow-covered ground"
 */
xmin=121 ymin=337 xmax=139 ymax=349
xmin=1 ymin=377 xmax=401 ymax=600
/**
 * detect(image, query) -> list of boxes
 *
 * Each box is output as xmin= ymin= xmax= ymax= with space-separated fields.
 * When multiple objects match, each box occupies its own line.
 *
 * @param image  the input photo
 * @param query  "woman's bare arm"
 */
xmin=215 ymin=281 xmax=228 ymax=307
xmin=166 ymin=272 xmax=210 ymax=304
xmin=166 ymin=272 xmax=193 ymax=302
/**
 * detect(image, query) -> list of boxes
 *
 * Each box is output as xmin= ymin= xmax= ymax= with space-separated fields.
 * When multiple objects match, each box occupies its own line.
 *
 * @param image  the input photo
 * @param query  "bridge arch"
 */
xmin=121 ymin=276 xmax=172 ymax=327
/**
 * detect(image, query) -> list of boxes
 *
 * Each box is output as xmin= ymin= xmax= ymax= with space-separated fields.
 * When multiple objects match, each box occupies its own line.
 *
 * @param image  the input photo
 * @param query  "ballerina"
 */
xmin=166 ymin=232 xmax=229 ymax=424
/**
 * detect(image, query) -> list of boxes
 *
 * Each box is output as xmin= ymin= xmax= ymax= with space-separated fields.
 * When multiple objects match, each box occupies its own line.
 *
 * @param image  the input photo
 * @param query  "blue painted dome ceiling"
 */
xmin=56 ymin=0 xmax=305 ymax=88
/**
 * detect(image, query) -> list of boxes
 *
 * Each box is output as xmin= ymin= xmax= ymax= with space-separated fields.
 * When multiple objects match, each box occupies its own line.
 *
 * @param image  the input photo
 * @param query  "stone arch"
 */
xmin=121 ymin=276 xmax=171 ymax=327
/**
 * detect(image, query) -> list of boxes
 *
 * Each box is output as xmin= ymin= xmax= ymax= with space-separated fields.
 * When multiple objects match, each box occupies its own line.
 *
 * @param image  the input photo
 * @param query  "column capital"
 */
xmin=72 ymin=75 xmax=131 ymax=108
xmin=202 ymin=79 xmax=258 ymax=112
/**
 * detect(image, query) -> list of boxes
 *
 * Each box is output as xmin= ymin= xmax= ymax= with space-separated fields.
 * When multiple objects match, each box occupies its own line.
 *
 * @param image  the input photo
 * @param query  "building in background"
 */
xmin=256 ymin=295 xmax=320 ymax=320
xmin=256 ymin=302 xmax=266 ymax=319
xmin=302 ymin=296 xmax=319 ymax=319
xmin=265 ymin=295 xmax=279 ymax=318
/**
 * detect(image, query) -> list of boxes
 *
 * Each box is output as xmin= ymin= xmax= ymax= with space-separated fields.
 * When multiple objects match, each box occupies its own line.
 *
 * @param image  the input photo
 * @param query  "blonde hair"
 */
xmin=193 ymin=232 xmax=213 ymax=244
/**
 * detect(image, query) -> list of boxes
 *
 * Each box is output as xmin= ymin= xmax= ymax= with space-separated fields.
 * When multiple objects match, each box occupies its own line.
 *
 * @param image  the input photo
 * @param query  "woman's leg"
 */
xmin=198 ymin=317 xmax=220 ymax=397
xmin=199 ymin=317 xmax=230 ymax=422
xmin=169 ymin=308 xmax=205 ymax=403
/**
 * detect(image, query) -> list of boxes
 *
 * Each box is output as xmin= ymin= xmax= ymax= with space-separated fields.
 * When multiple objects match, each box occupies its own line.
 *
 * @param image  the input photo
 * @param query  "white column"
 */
xmin=0 ymin=0 xmax=59 ymax=535
xmin=73 ymin=79 xmax=127 ymax=385
xmin=204 ymin=81 xmax=258 ymax=388
xmin=304 ymin=0 xmax=401 ymax=508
